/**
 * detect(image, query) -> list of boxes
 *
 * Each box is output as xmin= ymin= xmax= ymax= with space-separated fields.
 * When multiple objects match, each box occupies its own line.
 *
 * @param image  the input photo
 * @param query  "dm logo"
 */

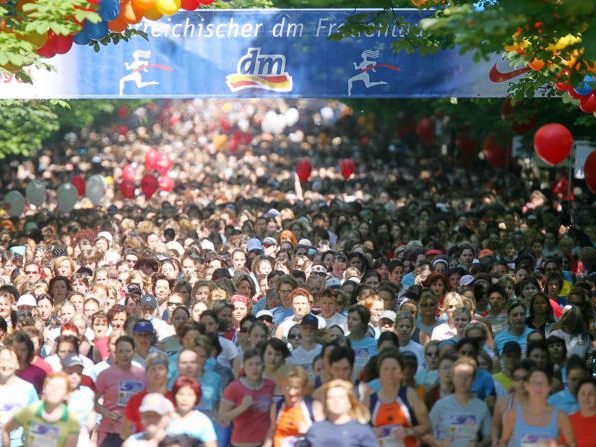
xmin=226 ymin=48 xmax=293 ymax=93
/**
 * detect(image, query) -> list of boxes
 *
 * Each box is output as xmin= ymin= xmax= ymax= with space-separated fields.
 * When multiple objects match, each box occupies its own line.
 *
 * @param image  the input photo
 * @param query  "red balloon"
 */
xmin=71 ymin=175 xmax=86 ymax=197
xmin=415 ymin=118 xmax=435 ymax=145
xmin=339 ymin=159 xmax=355 ymax=180
xmin=118 ymin=125 xmax=128 ymax=136
xmin=567 ymin=86 xmax=583 ymax=100
xmin=122 ymin=164 xmax=137 ymax=182
xmin=483 ymin=133 xmax=512 ymax=168
xmin=53 ymin=35 xmax=73 ymax=55
xmin=37 ymin=38 xmax=56 ymax=58
xmin=181 ymin=0 xmax=200 ymax=10
xmin=141 ymin=174 xmax=159 ymax=199
xmin=534 ymin=123 xmax=574 ymax=166
xmin=145 ymin=148 xmax=159 ymax=170
xmin=584 ymin=151 xmax=596 ymax=194
xmin=159 ymin=176 xmax=174 ymax=192
xmin=579 ymin=93 xmax=596 ymax=113
xmin=156 ymin=152 xmax=173 ymax=176
xmin=295 ymin=158 xmax=312 ymax=183
xmin=118 ymin=106 xmax=129 ymax=118
xmin=119 ymin=180 xmax=136 ymax=199
xmin=455 ymin=132 xmax=479 ymax=160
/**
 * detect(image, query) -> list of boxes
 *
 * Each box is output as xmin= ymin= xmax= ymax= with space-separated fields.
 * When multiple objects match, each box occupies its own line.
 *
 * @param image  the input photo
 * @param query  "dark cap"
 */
xmin=300 ymin=314 xmax=319 ymax=328
xmin=127 ymin=283 xmax=142 ymax=296
xmin=140 ymin=294 xmax=158 ymax=309
xmin=502 ymin=341 xmax=522 ymax=356
xmin=133 ymin=319 xmax=154 ymax=334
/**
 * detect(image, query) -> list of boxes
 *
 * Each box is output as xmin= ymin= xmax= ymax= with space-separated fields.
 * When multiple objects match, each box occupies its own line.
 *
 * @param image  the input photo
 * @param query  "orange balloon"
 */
xmin=108 ymin=16 xmax=128 ymax=32
xmin=528 ymin=59 xmax=545 ymax=71
xmin=142 ymin=7 xmax=162 ymax=19
xmin=121 ymin=1 xmax=143 ymax=24
xmin=132 ymin=0 xmax=155 ymax=9
xmin=411 ymin=0 xmax=427 ymax=6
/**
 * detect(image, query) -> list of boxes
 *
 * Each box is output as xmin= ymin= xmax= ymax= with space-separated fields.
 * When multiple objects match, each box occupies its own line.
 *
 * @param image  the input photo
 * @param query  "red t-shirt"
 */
xmin=94 ymin=336 xmax=111 ymax=361
xmin=124 ymin=389 xmax=175 ymax=432
xmin=568 ymin=412 xmax=596 ymax=447
xmin=222 ymin=378 xmax=275 ymax=445
xmin=32 ymin=356 xmax=53 ymax=374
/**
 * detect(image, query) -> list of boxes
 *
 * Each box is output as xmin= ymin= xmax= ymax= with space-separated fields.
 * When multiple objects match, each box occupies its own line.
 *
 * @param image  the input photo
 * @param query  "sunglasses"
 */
xmin=420 ymin=302 xmax=435 ymax=307
xmin=288 ymin=334 xmax=302 ymax=340
xmin=426 ymin=351 xmax=438 ymax=357
xmin=167 ymin=302 xmax=182 ymax=307
xmin=25 ymin=270 xmax=38 ymax=274
xmin=513 ymin=375 xmax=528 ymax=382
xmin=258 ymin=316 xmax=273 ymax=323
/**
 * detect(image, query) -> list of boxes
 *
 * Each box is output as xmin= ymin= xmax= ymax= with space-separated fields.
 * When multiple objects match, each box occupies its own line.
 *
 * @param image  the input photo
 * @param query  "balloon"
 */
xmin=534 ymin=123 xmax=573 ymax=166
xmin=415 ymin=117 xmax=435 ymax=145
xmin=119 ymin=180 xmax=136 ymax=198
xmin=483 ymin=133 xmax=512 ymax=168
xmin=25 ymin=180 xmax=46 ymax=207
xmin=145 ymin=148 xmax=159 ymax=169
xmin=141 ymin=173 xmax=159 ymax=198
xmin=99 ymin=0 xmax=120 ymax=21
xmin=158 ymin=175 xmax=174 ymax=192
xmin=73 ymin=27 xmax=91 ymax=45
xmin=37 ymin=37 xmax=56 ymax=58
xmin=71 ymin=175 xmax=86 ymax=197
xmin=200 ymin=0 xmax=213 ymax=4
xmin=122 ymin=164 xmax=137 ymax=181
xmin=567 ymin=86 xmax=583 ymax=100
xmin=85 ymin=20 xmax=109 ymax=40
xmin=108 ymin=16 xmax=128 ymax=33
xmin=339 ymin=159 xmax=355 ymax=180
xmin=155 ymin=152 xmax=173 ymax=176
xmin=455 ymin=132 xmax=479 ymax=160
xmin=295 ymin=158 xmax=312 ymax=182
xmin=142 ymin=7 xmax=162 ymax=19
xmin=3 ymin=191 xmax=25 ymax=217
xmin=86 ymin=174 xmax=106 ymax=205
xmin=53 ymin=34 xmax=73 ymax=54
xmin=118 ymin=106 xmax=129 ymax=118
xmin=132 ymin=0 xmax=155 ymax=8
xmin=573 ymin=75 xmax=595 ymax=96
xmin=56 ymin=183 xmax=78 ymax=213
xmin=121 ymin=0 xmax=143 ymax=24
xmin=155 ymin=0 xmax=180 ymax=15
xmin=584 ymin=151 xmax=596 ymax=194
xmin=579 ymin=93 xmax=596 ymax=113
xmin=118 ymin=125 xmax=128 ymax=136
xmin=181 ymin=0 xmax=200 ymax=10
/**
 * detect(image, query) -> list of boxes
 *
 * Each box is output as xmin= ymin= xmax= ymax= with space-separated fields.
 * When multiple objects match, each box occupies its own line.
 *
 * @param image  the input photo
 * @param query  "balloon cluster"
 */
xmin=1 ymin=174 xmax=107 ymax=217
xmin=294 ymin=158 xmax=356 ymax=183
xmin=32 ymin=0 xmax=214 ymax=62
xmin=556 ymin=74 xmax=596 ymax=115
xmin=118 ymin=148 xmax=175 ymax=199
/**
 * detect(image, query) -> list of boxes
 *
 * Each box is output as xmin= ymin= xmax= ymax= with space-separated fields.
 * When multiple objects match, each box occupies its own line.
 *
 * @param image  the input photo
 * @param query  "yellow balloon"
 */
xmin=132 ymin=0 xmax=155 ymax=10
xmin=155 ymin=0 xmax=180 ymax=16
xmin=142 ymin=7 xmax=162 ymax=20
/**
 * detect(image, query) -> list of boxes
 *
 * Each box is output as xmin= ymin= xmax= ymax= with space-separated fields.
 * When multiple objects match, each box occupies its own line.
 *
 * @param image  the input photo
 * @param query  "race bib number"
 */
xmin=281 ymin=436 xmax=308 ymax=447
xmin=377 ymin=424 xmax=405 ymax=447
xmin=520 ymin=433 xmax=553 ymax=447
xmin=28 ymin=422 xmax=60 ymax=447
xmin=449 ymin=414 xmax=478 ymax=441
xmin=117 ymin=380 xmax=143 ymax=407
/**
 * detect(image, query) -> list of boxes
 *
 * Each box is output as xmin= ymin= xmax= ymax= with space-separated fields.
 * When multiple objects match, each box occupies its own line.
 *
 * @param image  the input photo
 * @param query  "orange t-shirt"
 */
xmin=273 ymin=403 xmax=310 ymax=447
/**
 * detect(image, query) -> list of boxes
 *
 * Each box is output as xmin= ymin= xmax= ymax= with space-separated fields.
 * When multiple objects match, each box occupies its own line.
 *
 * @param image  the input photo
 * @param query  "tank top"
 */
xmin=273 ymin=400 xmax=313 ymax=447
xmin=370 ymin=387 xmax=417 ymax=447
xmin=509 ymin=404 xmax=559 ymax=447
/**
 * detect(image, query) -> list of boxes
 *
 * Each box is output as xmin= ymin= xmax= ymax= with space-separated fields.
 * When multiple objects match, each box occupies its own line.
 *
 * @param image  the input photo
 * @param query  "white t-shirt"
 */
xmin=549 ymin=329 xmax=593 ymax=360
xmin=217 ymin=336 xmax=239 ymax=369
xmin=431 ymin=322 xmax=457 ymax=341
xmin=287 ymin=344 xmax=322 ymax=377
xmin=277 ymin=314 xmax=326 ymax=340
xmin=323 ymin=313 xmax=348 ymax=333
xmin=0 ymin=376 xmax=39 ymax=447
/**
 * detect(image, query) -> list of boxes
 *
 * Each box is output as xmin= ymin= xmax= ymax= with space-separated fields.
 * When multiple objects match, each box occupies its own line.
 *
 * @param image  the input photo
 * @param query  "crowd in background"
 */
xmin=0 ymin=98 xmax=594 ymax=447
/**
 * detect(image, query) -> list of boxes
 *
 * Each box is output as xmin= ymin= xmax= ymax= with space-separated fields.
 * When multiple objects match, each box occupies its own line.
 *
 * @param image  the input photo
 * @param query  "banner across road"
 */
xmin=1 ymin=9 xmax=524 ymax=99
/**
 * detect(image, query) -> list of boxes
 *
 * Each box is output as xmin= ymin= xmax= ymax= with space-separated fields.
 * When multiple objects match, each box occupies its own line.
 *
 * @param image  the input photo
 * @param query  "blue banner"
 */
xmin=1 ymin=9 xmax=522 ymax=99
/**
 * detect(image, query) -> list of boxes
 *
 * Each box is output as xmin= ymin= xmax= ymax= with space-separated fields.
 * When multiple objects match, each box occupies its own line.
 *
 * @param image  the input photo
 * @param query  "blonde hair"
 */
xmin=320 ymin=379 xmax=370 ymax=424
xmin=441 ymin=291 xmax=464 ymax=314
xmin=275 ymin=364 xmax=309 ymax=388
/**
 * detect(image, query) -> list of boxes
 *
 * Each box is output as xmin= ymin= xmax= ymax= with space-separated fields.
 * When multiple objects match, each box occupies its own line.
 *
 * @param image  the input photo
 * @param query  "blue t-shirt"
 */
xmin=493 ymin=327 xmax=533 ymax=355
xmin=471 ymin=368 xmax=496 ymax=401
xmin=547 ymin=388 xmax=579 ymax=415
xmin=305 ymin=420 xmax=379 ymax=447
xmin=0 ymin=377 xmax=39 ymax=447
xmin=166 ymin=410 xmax=217 ymax=442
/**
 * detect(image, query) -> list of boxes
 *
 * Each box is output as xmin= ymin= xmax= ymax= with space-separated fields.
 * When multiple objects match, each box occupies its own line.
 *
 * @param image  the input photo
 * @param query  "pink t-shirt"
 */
xmin=223 ymin=378 xmax=275 ymax=445
xmin=96 ymin=365 xmax=146 ymax=437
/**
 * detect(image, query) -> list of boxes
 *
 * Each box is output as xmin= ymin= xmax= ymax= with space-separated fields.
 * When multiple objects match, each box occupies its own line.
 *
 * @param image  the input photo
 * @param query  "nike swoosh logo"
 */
xmin=489 ymin=64 xmax=531 ymax=82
